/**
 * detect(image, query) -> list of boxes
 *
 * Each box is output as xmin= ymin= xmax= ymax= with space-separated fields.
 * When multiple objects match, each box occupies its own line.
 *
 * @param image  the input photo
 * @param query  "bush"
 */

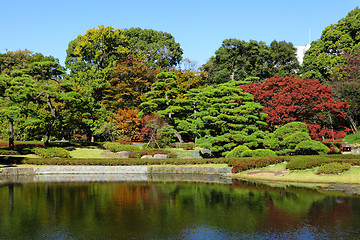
xmin=295 ymin=140 xmax=330 ymax=155
xmin=241 ymin=149 xmax=277 ymax=157
xmin=103 ymin=142 xmax=140 ymax=152
xmin=181 ymin=142 xmax=195 ymax=150
xmin=0 ymin=149 xmax=20 ymax=155
xmin=316 ymin=162 xmax=351 ymax=174
xmin=225 ymin=145 xmax=250 ymax=158
xmin=229 ymin=157 xmax=285 ymax=173
xmin=285 ymin=155 xmax=360 ymax=170
xmin=34 ymin=147 xmax=71 ymax=158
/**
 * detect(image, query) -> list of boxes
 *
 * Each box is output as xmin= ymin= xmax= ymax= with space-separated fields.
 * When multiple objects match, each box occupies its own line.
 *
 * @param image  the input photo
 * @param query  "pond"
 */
xmin=1 ymin=174 xmax=360 ymax=239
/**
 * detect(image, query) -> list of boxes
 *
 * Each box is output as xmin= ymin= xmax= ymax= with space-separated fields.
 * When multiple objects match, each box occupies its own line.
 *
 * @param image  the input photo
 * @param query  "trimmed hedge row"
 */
xmin=286 ymin=155 xmax=360 ymax=170
xmin=0 ymin=156 xmax=229 ymax=166
xmin=229 ymin=157 xmax=286 ymax=173
xmin=0 ymin=150 xmax=20 ymax=155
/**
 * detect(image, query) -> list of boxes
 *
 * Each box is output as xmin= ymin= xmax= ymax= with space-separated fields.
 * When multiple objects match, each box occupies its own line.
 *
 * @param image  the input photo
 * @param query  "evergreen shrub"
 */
xmin=316 ymin=162 xmax=351 ymax=174
xmin=103 ymin=142 xmax=140 ymax=152
xmin=225 ymin=145 xmax=250 ymax=158
xmin=295 ymin=140 xmax=330 ymax=155
xmin=241 ymin=149 xmax=277 ymax=157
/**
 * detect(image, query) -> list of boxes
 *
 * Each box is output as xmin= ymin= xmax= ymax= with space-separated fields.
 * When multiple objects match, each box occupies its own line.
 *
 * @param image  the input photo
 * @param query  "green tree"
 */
xmin=123 ymin=27 xmax=183 ymax=70
xmin=301 ymin=8 xmax=360 ymax=82
xmin=188 ymin=80 xmax=268 ymax=157
xmin=202 ymin=39 xmax=299 ymax=84
xmin=0 ymin=73 xmax=36 ymax=149
xmin=139 ymin=72 xmax=184 ymax=142
xmin=25 ymin=61 xmax=66 ymax=146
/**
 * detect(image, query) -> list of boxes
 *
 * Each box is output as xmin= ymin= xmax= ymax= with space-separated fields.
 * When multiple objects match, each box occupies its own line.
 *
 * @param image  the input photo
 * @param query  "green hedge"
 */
xmin=34 ymin=147 xmax=71 ymax=158
xmin=15 ymin=157 xmax=229 ymax=166
xmin=316 ymin=162 xmax=351 ymax=174
xmin=286 ymin=155 xmax=360 ymax=170
xmin=103 ymin=142 xmax=140 ymax=152
xmin=229 ymin=157 xmax=286 ymax=173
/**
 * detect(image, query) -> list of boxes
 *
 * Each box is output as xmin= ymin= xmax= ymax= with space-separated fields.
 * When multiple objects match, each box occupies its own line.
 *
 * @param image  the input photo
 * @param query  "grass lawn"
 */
xmin=69 ymin=147 xmax=104 ymax=158
xmin=234 ymin=162 xmax=360 ymax=184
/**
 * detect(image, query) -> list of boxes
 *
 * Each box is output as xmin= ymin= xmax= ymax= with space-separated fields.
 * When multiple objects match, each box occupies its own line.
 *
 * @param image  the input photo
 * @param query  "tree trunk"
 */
xmin=8 ymin=119 xmax=14 ymax=150
xmin=348 ymin=114 xmax=358 ymax=133
xmin=44 ymin=94 xmax=56 ymax=147
xmin=173 ymin=130 xmax=183 ymax=144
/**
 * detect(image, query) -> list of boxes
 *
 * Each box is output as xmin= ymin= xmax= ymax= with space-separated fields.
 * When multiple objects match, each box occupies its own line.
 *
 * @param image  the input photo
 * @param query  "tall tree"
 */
xmin=301 ymin=8 xmax=360 ymax=82
xmin=103 ymin=55 xmax=157 ymax=111
xmin=25 ymin=61 xmax=66 ymax=146
xmin=202 ymin=39 xmax=299 ymax=84
xmin=0 ymin=73 xmax=36 ymax=149
xmin=123 ymin=27 xmax=183 ymax=70
xmin=331 ymin=48 xmax=360 ymax=132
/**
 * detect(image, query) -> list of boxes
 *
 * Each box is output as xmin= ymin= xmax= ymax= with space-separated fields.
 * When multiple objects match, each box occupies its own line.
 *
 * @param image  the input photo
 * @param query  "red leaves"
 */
xmin=241 ymin=75 xmax=349 ymax=140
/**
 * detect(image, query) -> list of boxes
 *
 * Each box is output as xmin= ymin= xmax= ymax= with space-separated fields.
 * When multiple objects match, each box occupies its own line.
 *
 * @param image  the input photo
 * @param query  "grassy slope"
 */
xmin=234 ymin=162 xmax=360 ymax=184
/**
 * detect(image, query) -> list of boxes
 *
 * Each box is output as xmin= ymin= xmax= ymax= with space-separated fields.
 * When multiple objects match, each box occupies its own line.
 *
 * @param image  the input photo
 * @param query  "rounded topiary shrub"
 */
xmin=316 ymin=162 xmax=351 ymax=174
xmin=241 ymin=149 xmax=277 ymax=157
xmin=295 ymin=140 xmax=330 ymax=155
xmin=225 ymin=145 xmax=250 ymax=158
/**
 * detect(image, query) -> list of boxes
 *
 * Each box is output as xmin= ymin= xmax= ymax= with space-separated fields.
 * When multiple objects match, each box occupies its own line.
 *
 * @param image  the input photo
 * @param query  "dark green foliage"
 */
xmin=316 ymin=162 xmax=351 ymax=174
xmin=34 ymin=147 xmax=71 ymax=158
xmin=241 ymin=149 xmax=277 ymax=157
xmin=229 ymin=157 xmax=285 ymax=173
xmin=0 ymin=156 xmax=26 ymax=164
xmin=225 ymin=145 xmax=250 ymax=158
xmin=189 ymin=80 xmax=267 ymax=157
xmin=295 ymin=140 xmax=330 ymax=155
xmin=103 ymin=142 xmax=140 ymax=152
xmin=202 ymin=39 xmax=299 ymax=84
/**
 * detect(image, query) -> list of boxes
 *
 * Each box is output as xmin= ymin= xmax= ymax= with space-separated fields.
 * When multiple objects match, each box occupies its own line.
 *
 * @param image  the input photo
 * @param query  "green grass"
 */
xmin=234 ymin=163 xmax=360 ymax=184
xmin=69 ymin=147 xmax=104 ymax=158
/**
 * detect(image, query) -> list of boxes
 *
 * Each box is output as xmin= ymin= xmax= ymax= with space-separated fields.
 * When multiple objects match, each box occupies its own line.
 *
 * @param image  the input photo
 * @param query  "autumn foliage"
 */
xmin=240 ymin=75 xmax=350 ymax=140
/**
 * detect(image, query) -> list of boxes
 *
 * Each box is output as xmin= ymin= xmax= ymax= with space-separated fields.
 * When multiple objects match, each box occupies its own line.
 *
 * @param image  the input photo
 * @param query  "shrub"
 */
xmin=34 ymin=147 xmax=71 ymax=158
xmin=103 ymin=142 xmax=140 ymax=152
xmin=285 ymin=155 xmax=360 ymax=170
xmin=295 ymin=140 xmax=330 ymax=155
xmin=225 ymin=145 xmax=250 ymax=158
xmin=181 ymin=142 xmax=195 ymax=150
xmin=241 ymin=149 xmax=277 ymax=157
xmin=316 ymin=162 xmax=351 ymax=174
xmin=229 ymin=157 xmax=285 ymax=173
xmin=0 ymin=149 xmax=20 ymax=155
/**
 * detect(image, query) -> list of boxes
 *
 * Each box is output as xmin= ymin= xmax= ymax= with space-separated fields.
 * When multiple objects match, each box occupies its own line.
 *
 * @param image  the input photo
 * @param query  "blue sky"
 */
xmin=1 ymin=0 xmax=359 ymax=68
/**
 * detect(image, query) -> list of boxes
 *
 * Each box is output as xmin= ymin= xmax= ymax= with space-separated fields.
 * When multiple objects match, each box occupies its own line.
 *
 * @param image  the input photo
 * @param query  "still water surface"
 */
xmin=1 ymin=175 xmax=360 ymax=239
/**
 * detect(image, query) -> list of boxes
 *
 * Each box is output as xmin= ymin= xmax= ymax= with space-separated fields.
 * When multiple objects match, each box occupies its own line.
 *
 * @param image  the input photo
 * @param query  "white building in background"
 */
xmin=295 ymin=44 xmax=311 ymax=65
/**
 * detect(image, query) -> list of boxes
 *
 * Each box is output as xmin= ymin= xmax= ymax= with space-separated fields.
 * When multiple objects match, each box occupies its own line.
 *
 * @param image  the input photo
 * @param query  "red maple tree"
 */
xmin=240 ymin=75 xmax=350 ymax=140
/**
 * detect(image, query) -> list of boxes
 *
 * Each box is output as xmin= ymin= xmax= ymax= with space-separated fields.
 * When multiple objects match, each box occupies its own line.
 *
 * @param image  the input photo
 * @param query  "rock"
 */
xmin=192 ymin=150 xmax=202 ymax=159
xmin=153 ymin=154 xmax=167 ymax=159
xmin=141 ymin=155 xmax=153 ymax=159
xmin=116 ymin=151 xmax=130 ymax=158
xmin=182 ymin=156 xmax=192 ymax=159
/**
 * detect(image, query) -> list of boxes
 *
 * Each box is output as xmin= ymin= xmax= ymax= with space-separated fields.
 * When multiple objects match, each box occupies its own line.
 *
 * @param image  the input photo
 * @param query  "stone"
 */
xmin=116 ymin=151 xmax=130 ymax=158
xmin=153 ymin=154 xmax=167 ymax=159
xmin=182 ymin=156 xmax=192 ymax=159
xmin=141 ymin=155 xmax=153 ymax=159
